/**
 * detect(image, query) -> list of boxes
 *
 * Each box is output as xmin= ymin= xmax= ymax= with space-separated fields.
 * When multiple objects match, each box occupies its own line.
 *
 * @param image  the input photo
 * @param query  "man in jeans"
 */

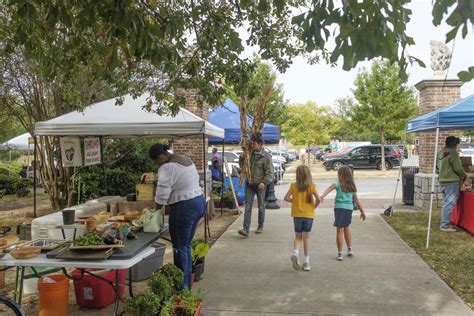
xmin=238 ymin=133 xmax=274 ymax=236
xmin=437 ymin=136 xmax=466 ymax=232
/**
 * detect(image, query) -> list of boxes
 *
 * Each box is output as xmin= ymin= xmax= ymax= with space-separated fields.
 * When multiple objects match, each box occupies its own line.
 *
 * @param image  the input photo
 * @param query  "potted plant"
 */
xmin=160 ymin=288 xmax=204 ymax=316
xmin=125 ymin=292 xmax=161 ymax=316
xmin=191 ymin=239 xmax=209 ymax=282
xmin=222 ymin=189 xmax=236 ymax=209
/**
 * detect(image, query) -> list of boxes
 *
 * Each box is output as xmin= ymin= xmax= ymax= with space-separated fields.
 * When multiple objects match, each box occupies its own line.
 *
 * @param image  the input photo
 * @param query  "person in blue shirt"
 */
xmin=320 ymin=165 xmax=366 ymax=261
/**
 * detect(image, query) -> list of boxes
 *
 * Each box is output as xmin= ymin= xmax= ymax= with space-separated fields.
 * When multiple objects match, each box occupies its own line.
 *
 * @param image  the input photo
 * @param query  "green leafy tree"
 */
xmin=352 ymin=60 xmax=418 ymax=170
xmin=282 ymin=101 xmax=337 ymax=146
xmin=1 ymin=0 xmax=471 ymax=117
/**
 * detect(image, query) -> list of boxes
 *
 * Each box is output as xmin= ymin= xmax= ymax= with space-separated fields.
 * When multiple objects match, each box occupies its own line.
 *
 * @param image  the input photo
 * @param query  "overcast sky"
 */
xmin=274 ymin=0 xmax=474 ymax=106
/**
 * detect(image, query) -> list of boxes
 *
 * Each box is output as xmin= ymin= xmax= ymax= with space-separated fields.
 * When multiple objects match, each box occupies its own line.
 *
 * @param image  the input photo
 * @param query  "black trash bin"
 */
xmin=402 ymin=166 xmax=419 ymax=205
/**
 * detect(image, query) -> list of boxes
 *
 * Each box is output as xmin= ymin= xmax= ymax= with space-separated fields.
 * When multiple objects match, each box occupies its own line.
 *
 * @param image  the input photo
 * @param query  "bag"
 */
xmin=141 ymin=208 xmax=163 ymax=233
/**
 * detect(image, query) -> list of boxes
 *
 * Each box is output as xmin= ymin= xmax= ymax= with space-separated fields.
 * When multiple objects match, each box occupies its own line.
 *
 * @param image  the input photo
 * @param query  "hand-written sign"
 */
xmin=60 ymin=137 xmax=83 ymax=167
xmin=84 ymin=137 xmax=101 ymax=166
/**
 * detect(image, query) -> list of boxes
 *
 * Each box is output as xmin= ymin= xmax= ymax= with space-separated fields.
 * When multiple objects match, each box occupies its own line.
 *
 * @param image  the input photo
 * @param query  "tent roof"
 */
xmin=1 ymin=132 xmax=32 ymax=150
xmin=406 ymin=94 xmax=474 ymax=132
xmin=208 ymin=98 xmax=281 ymax=144
xmin=35 ymin=94 xmax=224 ymax=138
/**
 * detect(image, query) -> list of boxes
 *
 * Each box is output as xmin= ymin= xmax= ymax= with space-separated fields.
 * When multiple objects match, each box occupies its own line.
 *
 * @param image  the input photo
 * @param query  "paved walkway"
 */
xmin=196 ymin=206 xmax=473 ymax=315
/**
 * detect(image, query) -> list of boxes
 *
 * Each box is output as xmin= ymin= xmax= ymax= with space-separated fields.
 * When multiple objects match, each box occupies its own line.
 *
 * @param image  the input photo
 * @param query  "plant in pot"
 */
xmin=190 ymin=239 xmax=209 ymax=283
xmin=160 ymin=288 xmax=205 ymax=316
xmin=222 ymin=189 xmax=236 ymax=209
xmin=125 ymin=292 xmax=161 ymax=316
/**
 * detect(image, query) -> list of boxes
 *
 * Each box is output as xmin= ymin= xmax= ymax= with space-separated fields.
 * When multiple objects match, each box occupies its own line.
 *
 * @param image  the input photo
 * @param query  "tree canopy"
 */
xmin=1 ymin=0 xmax=471 ymax=114
xmin=282 ymin=101 xmax=337 ymax=145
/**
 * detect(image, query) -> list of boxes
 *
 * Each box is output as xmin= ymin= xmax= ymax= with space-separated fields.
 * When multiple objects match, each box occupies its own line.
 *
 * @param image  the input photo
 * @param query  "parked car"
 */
xmin=397 ymin=145 xmax=409 ymax=158
xmin=322 ymin=145 xmax=401 ymax=171
xmin=287 ymin=149 xmax=299 ymax=160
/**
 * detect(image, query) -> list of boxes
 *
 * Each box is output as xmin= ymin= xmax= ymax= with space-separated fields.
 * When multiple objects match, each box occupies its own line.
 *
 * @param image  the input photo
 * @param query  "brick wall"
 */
xmin=172 ymin=89 xmax=208 ymax=171
xmin=414 ymin=80 xmax=463 ymax=173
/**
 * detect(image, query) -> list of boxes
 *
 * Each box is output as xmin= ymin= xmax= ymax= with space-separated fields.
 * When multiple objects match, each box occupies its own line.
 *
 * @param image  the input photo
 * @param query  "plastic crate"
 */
xmin=128 ymin=242 xmax=166 ymax=282
xmin=72 ymin=269 xmax=126 ymax=309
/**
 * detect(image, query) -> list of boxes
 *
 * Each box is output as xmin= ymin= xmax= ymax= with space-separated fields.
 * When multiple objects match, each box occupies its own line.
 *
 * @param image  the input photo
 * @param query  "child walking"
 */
xmin=320 ymin=165 xmax=366 ymax=261
xmin=284 ymin=165 xmax=320 ymax=271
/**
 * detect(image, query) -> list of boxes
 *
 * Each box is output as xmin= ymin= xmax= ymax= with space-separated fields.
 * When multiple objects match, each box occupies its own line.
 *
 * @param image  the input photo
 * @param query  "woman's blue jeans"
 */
xmin=169 ymin=195 xmax=205 ymax=288
xmin=440 ymin=182 xmax=460 ymax=229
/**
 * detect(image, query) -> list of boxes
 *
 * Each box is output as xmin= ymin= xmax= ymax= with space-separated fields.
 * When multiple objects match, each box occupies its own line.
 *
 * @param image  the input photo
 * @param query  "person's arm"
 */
xmin=261 ymin=155 xmax=274 ymax=188
xmin=353 ymin=194 xmax=366 ymax=221
xmin=313 ymin=191 xmax=321 ymax=208
xmin=154 ymin=165 xmax=175 ymax=207
xmin=284 ymin=188 xmax=292 ymax=203
xmin=450 ymin=153 xmax=467 ymax=180
xmin=320 ymin=183 xmax=336 ymax=203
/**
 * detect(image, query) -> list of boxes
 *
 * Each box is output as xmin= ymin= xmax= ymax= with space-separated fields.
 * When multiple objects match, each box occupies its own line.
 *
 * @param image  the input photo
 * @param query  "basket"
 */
xmin=10 ymin=246 xmax=41 ymax=259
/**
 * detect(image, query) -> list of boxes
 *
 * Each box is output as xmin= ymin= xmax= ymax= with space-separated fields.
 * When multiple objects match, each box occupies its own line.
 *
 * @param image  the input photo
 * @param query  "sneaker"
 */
xmin=440 ymin=226 xmax=457 ymax=232
xmin=347 ymin=248 xmax=353 ymax=257
xmin=238 ymin=229 xmax=249 ymax=236
xmin=337 ymin=253 xmax=343 ymax=261
xmin=291 ymin=255 xmax=301 ymax=271
xmin=255 ymin=227 xmax=263 ymax=234
xmin=302 ymin=262 xmax=311 ymax=271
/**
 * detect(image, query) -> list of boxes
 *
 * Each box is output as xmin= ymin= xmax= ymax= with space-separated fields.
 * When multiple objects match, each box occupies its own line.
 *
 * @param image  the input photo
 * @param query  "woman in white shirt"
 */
xmin=149 ymin=144 xmax=205 ymax=289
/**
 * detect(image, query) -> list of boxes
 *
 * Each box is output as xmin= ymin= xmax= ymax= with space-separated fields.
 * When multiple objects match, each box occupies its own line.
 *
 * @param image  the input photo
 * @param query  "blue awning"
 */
xmin=208 ymin=98 xmax=281 ymax=144
xmin=406 ymin=94 xmax=474 ymax=133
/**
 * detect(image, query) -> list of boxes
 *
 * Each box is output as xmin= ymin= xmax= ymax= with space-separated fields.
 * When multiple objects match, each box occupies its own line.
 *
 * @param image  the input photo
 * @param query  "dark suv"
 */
xmin=322 ymin=145 xmax=401 ymax=171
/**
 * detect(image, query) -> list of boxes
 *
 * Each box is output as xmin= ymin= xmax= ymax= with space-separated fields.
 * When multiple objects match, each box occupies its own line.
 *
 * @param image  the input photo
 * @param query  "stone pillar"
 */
xmin=172 ymin=89 xmax=208 ymax=171
xmin=413 ymin=79 xmax=463 ymax=210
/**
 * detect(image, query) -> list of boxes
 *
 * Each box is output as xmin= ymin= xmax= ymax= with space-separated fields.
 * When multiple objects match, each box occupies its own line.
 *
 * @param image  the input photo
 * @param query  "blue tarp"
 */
xmin=406 ymin=94 xmax=474 ymax=133
xmin=208 ymin=98 xmax=281 ymax=144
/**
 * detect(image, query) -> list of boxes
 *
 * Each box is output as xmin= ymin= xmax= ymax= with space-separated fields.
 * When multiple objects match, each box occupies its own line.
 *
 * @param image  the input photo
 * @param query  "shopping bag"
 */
xmin=142 ymin=208 xmax=163 ymax=233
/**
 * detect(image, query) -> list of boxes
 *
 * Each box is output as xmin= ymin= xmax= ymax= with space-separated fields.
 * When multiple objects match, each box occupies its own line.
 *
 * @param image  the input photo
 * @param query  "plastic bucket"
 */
xmin=38 ymin=274 xmax=69 ymax=316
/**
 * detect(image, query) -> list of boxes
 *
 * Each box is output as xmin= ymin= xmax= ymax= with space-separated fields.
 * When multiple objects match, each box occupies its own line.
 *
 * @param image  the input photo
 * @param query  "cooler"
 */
xmin=72 ymin=269 xmax=126 ymax=309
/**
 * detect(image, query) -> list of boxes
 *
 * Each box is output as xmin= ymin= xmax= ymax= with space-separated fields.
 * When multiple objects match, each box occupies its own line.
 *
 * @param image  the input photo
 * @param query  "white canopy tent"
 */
xmin=1 ymin=132 xmax=32 ymax=150
xmin=35 ymin=94 xmax=224 ymax=138
xmin=33 ymin=94 xmax=224 ymax=241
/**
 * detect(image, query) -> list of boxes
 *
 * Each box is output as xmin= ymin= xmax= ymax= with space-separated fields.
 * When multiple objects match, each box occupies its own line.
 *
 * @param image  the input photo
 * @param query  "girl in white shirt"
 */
xmin=149 ymin=144 xmax=205 ymax=289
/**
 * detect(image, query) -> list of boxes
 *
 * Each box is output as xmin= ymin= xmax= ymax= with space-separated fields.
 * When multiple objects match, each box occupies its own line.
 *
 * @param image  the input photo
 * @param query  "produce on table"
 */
xmin=75 ymin=231 xmax=103 ymax=246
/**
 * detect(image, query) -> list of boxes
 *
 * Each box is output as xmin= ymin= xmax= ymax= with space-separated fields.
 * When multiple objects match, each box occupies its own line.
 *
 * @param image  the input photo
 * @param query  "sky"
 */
xmin=274 ymin=0 xmax=474 ymax=106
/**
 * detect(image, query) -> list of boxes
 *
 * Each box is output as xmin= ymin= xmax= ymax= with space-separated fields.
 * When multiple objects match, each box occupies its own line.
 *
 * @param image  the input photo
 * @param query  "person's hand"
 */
xmin=360 ymin=211 xmax=366 ymax=221
xmin=258 ymin=183 xmax=265 ymax=190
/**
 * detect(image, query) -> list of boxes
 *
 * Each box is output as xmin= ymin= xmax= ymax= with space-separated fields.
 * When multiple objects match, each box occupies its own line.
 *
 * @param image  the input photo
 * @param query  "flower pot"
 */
xmin=192 ymin=259 xmax=204 ymax=282
xmin=226 ymin=200 xmax=236 ymax=209
xmin=171 ymin=301 xmax=202 ymax=316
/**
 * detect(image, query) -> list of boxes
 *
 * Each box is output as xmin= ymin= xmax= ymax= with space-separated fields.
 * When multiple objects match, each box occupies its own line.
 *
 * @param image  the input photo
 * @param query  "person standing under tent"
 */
xmin=149 ymin=144 xmax=206 ymax=289
xmin=238 ymin=133 xmax=274 ymax=236
xmin=437 ymin=136 xmax=466 ymax=232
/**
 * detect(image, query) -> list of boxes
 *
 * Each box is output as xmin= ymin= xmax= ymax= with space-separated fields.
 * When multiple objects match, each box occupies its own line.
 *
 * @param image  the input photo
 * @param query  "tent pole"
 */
xmin=221 ymin=141 xmax=224 ymax=216
xmin=203 ymin=134 xmax=209 ymax=242
xmin=33 ymin=136 xmax=37 ymax=219
xmin=426 ymin=127 xmax=440 ymax=249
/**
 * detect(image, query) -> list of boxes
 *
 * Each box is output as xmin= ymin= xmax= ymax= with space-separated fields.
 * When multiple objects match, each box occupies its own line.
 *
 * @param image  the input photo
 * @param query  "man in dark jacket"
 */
xmin=238 ymin=133 xmax=274 ymax=236
xmin=437 ymin=136 xmax=467 ymax=232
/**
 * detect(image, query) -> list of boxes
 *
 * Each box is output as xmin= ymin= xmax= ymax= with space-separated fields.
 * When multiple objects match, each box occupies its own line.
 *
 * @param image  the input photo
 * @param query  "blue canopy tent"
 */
xmin=406 ymin=94 xmax=474 ymax=248
xmin=208 ymin=98 xmax=281 ymax=145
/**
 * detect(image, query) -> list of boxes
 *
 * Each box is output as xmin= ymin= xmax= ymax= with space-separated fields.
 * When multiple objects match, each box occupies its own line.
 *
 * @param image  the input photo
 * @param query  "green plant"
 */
xmin=156 ymin=263 xmax=184 ymax=292
xmin=222 ymin=189 xmax=236 ymax=202
xmin=125 ymin=292 xmax=161 ymax=316
xmin=191 ymin=239 xmax=209 ymax=265
xmin=161 ymin=288 xmax=204 ymax=316
xmin=148 ymin=272 xmax=174 ymax=305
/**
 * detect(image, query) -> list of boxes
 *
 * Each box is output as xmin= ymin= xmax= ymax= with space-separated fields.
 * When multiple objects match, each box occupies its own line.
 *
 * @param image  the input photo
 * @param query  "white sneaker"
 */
xmin=302 ymin=262 xmax=311 ymax=271
xmin=337 ymin=253 xmax=343 ymax=261
xmin=440 ymin=226 xmax=456 ymax=232
xmin=291 ymin=255 xmax=301 ymax=271
xmin=347 ymin=248 xmax=353 ymax=257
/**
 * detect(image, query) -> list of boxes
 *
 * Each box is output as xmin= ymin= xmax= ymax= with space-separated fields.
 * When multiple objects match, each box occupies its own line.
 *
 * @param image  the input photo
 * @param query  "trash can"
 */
xmin=402 ymin=166 xmax=419 ymax=205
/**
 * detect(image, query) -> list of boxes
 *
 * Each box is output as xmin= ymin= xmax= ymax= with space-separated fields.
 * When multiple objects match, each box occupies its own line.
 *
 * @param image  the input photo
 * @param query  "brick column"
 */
xmin=415 ymin=80 xmax=463 ymax=173
xmin=413 ymin=79 xmax=463 ymax=210
xmin=172 ymin=89 xmax=208 ymax=171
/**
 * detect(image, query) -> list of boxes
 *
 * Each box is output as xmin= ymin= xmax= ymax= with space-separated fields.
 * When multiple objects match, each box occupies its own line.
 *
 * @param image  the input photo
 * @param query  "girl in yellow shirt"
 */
xmin=284 ymin=165 xmax=320 ymax=271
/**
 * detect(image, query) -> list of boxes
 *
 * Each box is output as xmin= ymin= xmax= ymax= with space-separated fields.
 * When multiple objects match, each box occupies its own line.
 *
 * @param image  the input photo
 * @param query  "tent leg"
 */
xmin=221 ymin=141 xmax=224 ymax=216
xmin=426 ymin=128 xmax=440 ymax=249
xmin=33 ymin=136 xmax=37 ymax=218
xmin=202 ymin=134 xmax=210 ymax=243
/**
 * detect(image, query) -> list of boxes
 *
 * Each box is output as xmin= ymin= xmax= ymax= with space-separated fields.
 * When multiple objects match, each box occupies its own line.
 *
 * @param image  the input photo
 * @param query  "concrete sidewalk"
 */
xmin=196 ymin=208 xmax=473 ymax=315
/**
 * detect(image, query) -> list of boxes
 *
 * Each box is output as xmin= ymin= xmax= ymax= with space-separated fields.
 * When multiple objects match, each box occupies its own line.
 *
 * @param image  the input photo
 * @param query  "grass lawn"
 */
xmin=384 ymin=210 xmax=474 ymax=309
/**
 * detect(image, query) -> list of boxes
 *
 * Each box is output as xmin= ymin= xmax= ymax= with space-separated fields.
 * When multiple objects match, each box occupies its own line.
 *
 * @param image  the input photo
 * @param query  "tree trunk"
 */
xmin=380 ymin=131 xmax=386 ymax=171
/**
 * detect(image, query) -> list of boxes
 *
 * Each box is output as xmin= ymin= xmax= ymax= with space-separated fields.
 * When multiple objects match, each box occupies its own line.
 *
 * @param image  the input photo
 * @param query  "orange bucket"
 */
xmin=38 ymin=274 xmax=69 ymax=316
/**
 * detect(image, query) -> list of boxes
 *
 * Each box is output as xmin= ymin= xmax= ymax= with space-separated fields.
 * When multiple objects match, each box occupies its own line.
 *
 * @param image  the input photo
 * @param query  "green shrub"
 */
xmin=0 ymin=174 xmax=20 ymax=194
xmin=125 ymin=292 xmax=161 ymax=316
xmin=148 ymin=272 xmax=174 ymax=306
xmin=157 ymin=263 xmax=184 ymax=292
xmin=0 ymin=162 xmax=22 ymax=177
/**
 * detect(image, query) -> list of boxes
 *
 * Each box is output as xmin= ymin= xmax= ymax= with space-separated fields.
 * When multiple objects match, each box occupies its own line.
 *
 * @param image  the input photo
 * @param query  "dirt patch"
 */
xmin=0 ymin=208 xmax=240 ymax=315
